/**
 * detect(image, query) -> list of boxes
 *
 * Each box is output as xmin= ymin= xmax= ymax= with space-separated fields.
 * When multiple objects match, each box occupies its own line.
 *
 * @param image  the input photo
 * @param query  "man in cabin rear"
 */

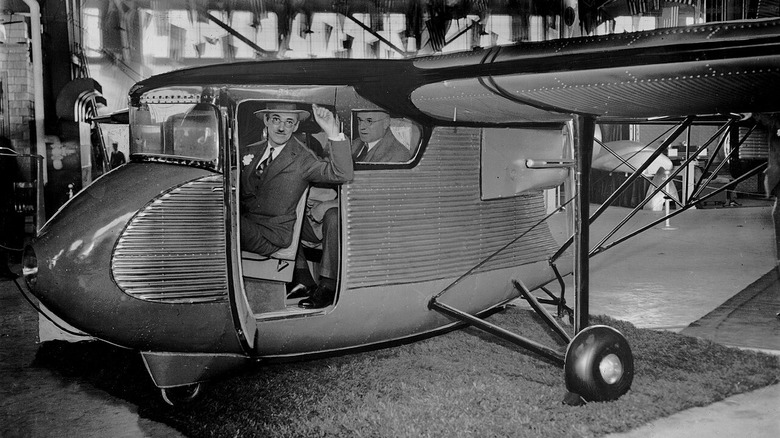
xmin=239 ymin=102 xmax=353 ymax=261
xmin=351 ymin=110 xmax=412 ymax=163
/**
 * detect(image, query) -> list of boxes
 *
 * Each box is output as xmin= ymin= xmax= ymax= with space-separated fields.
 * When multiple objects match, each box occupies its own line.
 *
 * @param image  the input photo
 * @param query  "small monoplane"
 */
xmin=20 ymin=18 xmax=780 ymax=405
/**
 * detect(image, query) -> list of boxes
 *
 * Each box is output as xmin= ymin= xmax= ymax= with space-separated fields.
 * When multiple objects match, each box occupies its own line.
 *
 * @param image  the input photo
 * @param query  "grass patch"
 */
xmin=35 ymin=308 xmax=779 ymax=437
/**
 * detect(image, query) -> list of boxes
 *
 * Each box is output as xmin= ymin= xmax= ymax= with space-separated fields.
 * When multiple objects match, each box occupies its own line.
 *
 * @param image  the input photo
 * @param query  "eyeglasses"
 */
xmin=357 ymin=116 xmax=389 ymax=126
xmin=268 ymin=115 xmax=297 ymax=128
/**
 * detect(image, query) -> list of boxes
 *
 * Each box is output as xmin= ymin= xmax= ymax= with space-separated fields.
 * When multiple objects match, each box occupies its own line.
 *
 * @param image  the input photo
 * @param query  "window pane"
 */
xmin=131 ymin=102 xmax=219 ymax=162
xmin=351 ymin=110 xmax=421 ymax=165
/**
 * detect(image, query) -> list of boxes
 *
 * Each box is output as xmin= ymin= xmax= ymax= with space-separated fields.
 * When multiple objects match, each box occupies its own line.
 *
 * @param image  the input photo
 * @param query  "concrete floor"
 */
xmin=558 ymin=199 xmax=780 ymax=438
xmin=0 ymin=282 xmax=184 ymax=437
xmin=1 ymin=200 xmax=778 ymax=437
xmin=552 ymin=198 xmax=777 ymax=333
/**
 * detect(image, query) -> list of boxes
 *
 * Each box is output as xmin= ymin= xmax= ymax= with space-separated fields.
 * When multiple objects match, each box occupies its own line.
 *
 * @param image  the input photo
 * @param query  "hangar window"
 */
xmin=82 ymin=8 xmax=102 ymax=57
xmin=139 ymin=10 xmax=279 ymax=59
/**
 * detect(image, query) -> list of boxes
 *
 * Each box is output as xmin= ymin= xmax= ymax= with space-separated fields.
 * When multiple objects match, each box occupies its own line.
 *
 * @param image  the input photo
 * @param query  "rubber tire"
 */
xmin=564 ymin=325 xmax=634 ymax=402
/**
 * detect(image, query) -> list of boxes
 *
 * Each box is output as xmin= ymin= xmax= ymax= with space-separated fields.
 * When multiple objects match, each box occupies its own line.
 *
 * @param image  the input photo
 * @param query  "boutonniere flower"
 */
xmin=242 ymin=154 xmax=254 ymax=166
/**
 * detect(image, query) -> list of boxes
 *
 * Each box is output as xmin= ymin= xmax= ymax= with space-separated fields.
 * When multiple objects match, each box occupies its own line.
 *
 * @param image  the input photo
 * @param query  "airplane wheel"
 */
xmin=161 ymin=383 xmax=202 ymax=406
xmin=564 ymin=325 xmax=633 ymax=402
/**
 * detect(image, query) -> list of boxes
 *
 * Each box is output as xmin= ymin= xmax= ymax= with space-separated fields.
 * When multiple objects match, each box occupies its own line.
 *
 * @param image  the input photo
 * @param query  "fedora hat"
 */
xmin=354 ymin=107 xmax=399 ymax=119
xmin=254 ymin=101 xmax=310 ymax=121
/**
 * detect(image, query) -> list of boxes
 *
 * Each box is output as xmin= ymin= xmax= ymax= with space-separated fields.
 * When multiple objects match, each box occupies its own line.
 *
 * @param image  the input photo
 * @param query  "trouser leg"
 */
xmin=240 ymin=215 xmax=281 ymax=256
xmin=296 ymin=219 xmax=320 ymax=287
xmin=318 ymin=207 xmax=339 ymax=280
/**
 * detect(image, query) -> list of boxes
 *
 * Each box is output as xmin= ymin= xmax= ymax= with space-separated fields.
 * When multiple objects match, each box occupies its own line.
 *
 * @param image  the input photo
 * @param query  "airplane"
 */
xmin=18 ymin=17 xmax=780 ymax=406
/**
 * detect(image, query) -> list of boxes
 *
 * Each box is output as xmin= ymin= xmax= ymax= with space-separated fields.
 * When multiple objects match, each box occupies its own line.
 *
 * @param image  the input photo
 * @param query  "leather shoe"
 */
xmin=298 ymin=285 xmax=334 ymax=309
xmin=286 ymin=283 xmax=312 ymax=300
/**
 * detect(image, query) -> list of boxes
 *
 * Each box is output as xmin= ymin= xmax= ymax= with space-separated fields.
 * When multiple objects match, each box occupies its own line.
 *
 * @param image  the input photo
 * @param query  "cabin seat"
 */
xmin=389 ymin=118 xmax=421 ymax=157
xmin=241 ymin=188 xmax=309 ymax=282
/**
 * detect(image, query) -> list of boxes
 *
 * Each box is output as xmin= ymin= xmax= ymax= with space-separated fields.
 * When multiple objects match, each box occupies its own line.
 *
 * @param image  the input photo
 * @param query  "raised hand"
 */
xmin=312 ymin=104 xmax=340 ymax=139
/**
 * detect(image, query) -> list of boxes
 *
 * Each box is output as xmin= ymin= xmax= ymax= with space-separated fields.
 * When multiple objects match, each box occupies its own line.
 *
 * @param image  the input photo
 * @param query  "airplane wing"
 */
xmin=409 ymin=18 xmax=780 ymax=124
xmin=131 ymin=18 xmax=780 ymax=125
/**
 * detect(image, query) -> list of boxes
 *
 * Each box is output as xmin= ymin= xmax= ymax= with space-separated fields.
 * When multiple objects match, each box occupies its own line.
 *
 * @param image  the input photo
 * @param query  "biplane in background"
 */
xmin=18 ymin=18 xmax=780 ymax=405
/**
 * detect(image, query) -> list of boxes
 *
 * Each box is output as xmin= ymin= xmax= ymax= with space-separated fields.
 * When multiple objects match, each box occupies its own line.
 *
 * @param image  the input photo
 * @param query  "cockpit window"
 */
xmin=350 ymin=110 xmax=421 ymax=165
xmin=130 ymin=102 xmax=220 ymax=162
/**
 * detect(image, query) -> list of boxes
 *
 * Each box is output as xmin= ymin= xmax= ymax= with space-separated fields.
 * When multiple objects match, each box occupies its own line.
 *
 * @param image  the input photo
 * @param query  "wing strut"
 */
xmin=590 ymin=119 xmax=735 ymax=251
xmin=564 ymin=116 xmax=762 ymax=259
xmin=551 ymin=116 xmax=695 ymax=264
xmin=592 ymin=160 xmax=767 ymax=256
xmin=596 ymin=140 xmax=682 ymax=208
xmin=572 ymin=115 xmax=595 ymax=332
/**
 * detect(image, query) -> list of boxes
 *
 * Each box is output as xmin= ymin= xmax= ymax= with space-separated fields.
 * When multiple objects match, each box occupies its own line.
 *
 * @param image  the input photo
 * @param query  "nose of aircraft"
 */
xmin=23 ymin=161 xmax=245 ymax=354
xmin=23 ymin=163 xmax=218 ymax=343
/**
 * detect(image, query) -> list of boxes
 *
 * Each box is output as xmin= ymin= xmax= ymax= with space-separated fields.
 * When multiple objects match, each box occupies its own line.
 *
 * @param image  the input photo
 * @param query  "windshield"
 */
xmin=130 ymin=102 xmax=220 ymax=162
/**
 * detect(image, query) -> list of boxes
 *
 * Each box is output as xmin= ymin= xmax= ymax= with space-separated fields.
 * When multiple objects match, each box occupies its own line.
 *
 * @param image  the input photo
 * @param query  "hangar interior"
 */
xmin=1 ymin=1 xmax=779 ymax=436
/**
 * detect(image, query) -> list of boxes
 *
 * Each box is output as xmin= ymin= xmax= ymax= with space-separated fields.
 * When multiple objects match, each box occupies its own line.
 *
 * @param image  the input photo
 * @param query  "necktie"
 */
xmin=256 ymin=147 xmax=274 ymax=176
xmin=355 ymin=144 xmax=368 ymax=161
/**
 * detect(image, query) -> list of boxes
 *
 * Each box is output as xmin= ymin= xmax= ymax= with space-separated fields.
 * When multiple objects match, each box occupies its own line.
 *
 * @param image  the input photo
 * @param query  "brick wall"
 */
xmin=1 ymin=13 xmax=34 ymax=154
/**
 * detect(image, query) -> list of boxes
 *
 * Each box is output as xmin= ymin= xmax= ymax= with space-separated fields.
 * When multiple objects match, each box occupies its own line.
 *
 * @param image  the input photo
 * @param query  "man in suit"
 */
xmin=293 ymin=110 xmax=412 ymax=309
xmin=351 ymin=110 xmax=412 ymax=163
xmin=240 ymin=102 xmax=353 ymax=262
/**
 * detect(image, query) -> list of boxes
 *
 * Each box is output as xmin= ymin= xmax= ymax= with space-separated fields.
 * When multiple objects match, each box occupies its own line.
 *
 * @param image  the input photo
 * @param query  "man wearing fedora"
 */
xmin=240 ymin=102 xmax=353 ymax=307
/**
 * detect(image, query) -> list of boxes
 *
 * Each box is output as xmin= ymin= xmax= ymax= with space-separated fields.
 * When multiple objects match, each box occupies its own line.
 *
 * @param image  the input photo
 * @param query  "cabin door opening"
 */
xmin=232 ymin=98 xmax=343 ymax=318
xmin=223 ymin=105 xmax=257 ymax=349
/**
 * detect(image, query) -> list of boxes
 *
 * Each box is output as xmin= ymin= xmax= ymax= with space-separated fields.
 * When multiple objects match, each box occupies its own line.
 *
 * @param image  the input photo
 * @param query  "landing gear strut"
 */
xmin=430 ymin=284 xmax=635 ymax=403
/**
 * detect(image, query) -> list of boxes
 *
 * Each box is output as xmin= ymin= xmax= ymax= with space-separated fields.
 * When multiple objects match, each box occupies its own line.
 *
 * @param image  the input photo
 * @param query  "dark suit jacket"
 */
xmin=351 ymin=129 xmax=411 ymax=163
xmin=240 ymin=135 xmax=353 ymax=254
